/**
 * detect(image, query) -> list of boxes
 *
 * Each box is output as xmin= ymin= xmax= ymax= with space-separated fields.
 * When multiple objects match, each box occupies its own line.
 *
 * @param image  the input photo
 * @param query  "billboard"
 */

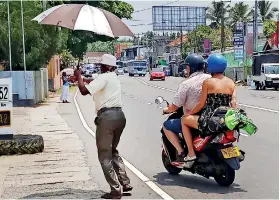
xmin=204 ymin=39 xmax=211 ymax=53
xmin=152 ymin=6 xmax=206 ymax=31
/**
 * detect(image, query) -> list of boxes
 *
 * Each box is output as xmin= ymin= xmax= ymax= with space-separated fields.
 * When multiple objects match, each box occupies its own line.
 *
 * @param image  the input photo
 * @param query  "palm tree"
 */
xmin=257 ymin=0 xmax=279 ymax=22
xmin=206 ymin=1 xmax=231 ymax=52
xmin=229 ymin=2 xmax=253 ymax=28
xmin=206 ymin=1 xmax=231 ymax=27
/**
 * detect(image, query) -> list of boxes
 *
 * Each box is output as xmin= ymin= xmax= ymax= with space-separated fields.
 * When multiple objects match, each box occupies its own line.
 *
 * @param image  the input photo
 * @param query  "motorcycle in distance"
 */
xmin=155 ymin=96 xmax=246 ymax=187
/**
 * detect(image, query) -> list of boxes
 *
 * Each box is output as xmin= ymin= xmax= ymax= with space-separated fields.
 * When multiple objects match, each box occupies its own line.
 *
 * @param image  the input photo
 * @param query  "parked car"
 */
xmin=84 ymin=64 xmax=98 ymax=78
xmin=115 ymin=66 xmax=124 ymax=75
xmin=150 ymin=67 xmax=165 ymax=81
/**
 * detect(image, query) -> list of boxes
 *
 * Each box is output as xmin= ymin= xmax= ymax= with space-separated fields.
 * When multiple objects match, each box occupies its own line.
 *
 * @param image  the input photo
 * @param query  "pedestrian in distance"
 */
xmin=74 ymin=54 xmax=132 ymax=199
xmin=61 ymin=71 xmax=70 ymax=103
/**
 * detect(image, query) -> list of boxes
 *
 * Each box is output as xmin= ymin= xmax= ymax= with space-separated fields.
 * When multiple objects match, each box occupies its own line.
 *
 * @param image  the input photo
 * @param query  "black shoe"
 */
xmin=176 ymin=152 xmax=186 ymax=163
xmin=123 ymin=184 xmax=133 ymax=192
xmin=101 ymin=192 xmax=122 ymax=199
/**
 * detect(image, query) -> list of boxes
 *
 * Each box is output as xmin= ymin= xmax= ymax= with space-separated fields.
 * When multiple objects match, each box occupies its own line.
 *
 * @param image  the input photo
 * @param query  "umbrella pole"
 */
xmin=20 ymin=0 xmax=27 ymax=99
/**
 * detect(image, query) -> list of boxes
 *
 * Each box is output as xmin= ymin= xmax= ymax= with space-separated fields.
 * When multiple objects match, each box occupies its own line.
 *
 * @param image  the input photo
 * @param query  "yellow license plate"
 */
xmin=0 ymin=110 xmax=11 ymax=128
xmin=221 ymin=146 xmax=241 ymax=159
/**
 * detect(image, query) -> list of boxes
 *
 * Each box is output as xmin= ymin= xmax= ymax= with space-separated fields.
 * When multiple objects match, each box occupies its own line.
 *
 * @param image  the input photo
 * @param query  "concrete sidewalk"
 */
xmin=0 ymin=97 xmax=103 ymax=199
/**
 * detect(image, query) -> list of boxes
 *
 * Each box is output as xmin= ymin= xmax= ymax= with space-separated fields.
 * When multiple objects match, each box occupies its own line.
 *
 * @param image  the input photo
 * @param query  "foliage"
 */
xmin=60 ymin=49 xmax=75 ymax=70
xmin=182 ymin=25 xmax=233 ymax=54
xmin=257 ymin=0 xmax=279 ymax=22
xmin=169 ymin=33 xmax=177 ymax=40
xmin=49 ymin=0 xmax=134 ymax=60
xmin=263 ymin=20 xmax=277 ymax=38
xmin=0 ymin=1 xmax=68 ymax=71
xmin=87 ymin=41 xmax=116 ymax=54
xmin=229 ymin=2 xmax=253 ymax=29
xmin=140 ymin=31 xmax=154 ymax=47
xmin=206 ymin=1 xmax=230 ymax=26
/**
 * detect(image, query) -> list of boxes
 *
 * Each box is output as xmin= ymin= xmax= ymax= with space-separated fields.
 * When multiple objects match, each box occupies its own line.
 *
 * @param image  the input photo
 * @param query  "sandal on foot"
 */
xmin=183 ymin=155 xmax=197 ymax=162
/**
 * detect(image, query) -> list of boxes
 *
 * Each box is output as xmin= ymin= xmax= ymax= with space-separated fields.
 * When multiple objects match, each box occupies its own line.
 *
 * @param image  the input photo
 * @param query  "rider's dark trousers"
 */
xmin=94 ymin=107 xmax=130 ymax=192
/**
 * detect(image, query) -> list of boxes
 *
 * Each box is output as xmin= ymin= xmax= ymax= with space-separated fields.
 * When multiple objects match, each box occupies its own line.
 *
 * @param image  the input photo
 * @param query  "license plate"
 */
xmin=0 ymin=110 xmax=11 ymax=127
xmin=273 ymin=80 xmax=279 ymax=83
xmin=221 ymin=146 xmax=241 ymax=159
xmin=0 ymin=85 xmax=9 ymax=102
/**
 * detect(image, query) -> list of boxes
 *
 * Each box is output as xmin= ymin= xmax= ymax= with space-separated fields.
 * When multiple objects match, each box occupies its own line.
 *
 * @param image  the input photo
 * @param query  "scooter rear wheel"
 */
xmin=162 ymin=149 xmax=182 ymax=175
xmin=214 ymin=164 xmax=235 ymax=187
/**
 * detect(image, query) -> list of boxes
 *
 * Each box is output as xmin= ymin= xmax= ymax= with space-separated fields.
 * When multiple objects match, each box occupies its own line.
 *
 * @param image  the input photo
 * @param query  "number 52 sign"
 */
xmin=0 ymin=77 xmax=13 ymax=137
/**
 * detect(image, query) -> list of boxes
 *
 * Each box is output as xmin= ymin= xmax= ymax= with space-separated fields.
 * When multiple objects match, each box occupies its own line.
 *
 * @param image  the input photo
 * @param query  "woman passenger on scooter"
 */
xmin=181 ymin=54 xmax=237 ymax=164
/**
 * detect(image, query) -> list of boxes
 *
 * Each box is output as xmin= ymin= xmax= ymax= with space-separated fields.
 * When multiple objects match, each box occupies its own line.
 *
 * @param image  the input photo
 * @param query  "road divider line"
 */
xmin=73 ymin=90 xmax=174 ymax=200
xmin=136 ymin=78 xmax=279 ymax=114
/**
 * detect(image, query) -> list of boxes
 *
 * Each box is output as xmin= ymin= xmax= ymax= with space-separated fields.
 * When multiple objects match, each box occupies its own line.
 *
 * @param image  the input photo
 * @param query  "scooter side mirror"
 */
xmin=155 ymin=96 xmax=164 ymax=104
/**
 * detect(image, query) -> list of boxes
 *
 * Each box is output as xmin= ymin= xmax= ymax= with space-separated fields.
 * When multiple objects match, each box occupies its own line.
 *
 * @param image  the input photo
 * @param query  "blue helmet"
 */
xmin=185 ymin=54 xmax=205 ymax=74
xmin=207 ymin=54 xmax=227 ymax=73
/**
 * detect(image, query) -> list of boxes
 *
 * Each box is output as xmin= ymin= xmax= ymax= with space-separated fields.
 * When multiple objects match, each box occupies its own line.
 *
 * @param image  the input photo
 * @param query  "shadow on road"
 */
xmin=20 ymin=189 xmax=105 ymax=199
xmin=153 ymin=172 xmax=247 ymax=195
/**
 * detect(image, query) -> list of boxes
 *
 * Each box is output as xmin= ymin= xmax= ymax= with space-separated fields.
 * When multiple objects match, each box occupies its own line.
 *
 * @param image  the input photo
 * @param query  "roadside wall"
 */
xmin=47 ymin=55 xmax=61 ymax=91
xmin=0 ymin=70 xmax=48 ymax=107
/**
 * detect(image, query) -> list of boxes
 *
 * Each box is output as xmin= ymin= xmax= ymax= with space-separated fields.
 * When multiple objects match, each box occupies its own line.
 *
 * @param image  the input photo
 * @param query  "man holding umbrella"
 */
xmin=74 ymin=54 xmax=132 ymax=199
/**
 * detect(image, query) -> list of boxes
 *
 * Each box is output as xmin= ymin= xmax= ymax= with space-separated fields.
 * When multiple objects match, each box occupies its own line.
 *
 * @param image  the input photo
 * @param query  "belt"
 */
xmin=97 ymin=107 xmax=122 ymax=116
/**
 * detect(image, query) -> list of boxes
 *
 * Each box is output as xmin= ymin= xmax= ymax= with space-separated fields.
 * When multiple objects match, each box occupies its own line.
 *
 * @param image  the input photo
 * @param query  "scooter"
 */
xmin=155 ymin=96 xmax=245 ymax=187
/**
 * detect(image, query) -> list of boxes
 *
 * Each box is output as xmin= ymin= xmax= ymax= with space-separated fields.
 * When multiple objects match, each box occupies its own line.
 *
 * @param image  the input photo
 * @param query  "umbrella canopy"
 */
xmin=61 ymin=68 xmax=74 ymax=76
xmin=32 ymin=4 xmax=134 ymax=38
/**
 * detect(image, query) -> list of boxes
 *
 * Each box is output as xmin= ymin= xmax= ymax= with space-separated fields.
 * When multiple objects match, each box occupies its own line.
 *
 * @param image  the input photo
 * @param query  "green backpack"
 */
xmin=224 ymin=108 xmax=257 ymax=135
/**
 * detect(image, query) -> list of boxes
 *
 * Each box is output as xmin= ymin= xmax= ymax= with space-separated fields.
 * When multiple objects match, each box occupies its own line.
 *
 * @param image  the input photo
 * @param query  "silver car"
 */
xmin=115 ymin=66 xmax=124 ymax=75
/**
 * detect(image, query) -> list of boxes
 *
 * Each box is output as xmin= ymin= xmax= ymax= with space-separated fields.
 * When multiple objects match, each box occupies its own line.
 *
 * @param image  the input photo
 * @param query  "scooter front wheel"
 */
xmin=162 ymin=149 xmax=182 ymax=175
xmin=214 ymin=164 xmax=235 ymax=187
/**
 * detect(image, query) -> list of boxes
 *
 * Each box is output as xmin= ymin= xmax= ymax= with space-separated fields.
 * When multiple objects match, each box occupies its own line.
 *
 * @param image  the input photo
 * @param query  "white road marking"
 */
xmin=73 ymin=91 xmax=174 ymax=200
xmin=136 ymin=78 xmax=279 ymax=114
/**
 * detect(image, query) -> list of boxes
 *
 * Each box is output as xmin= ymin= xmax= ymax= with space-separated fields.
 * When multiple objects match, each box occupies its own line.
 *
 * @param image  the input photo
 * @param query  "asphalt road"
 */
xmin=66 ymin=74 xmax=279 ymax=199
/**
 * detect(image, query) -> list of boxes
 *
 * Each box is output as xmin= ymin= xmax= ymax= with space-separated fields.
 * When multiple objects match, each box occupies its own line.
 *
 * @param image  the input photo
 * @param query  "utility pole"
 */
xmin=137 ymin=33 xmax=140 ymax=57
xmin=253 ymin=0 xmax=258 ymax=52
xmin=42 ymin=0 xmax=47 ymax=11
xmin=20 ymin=0 xmax=28 ymax=99
xmin=180 ymin=26 xmax=183 ymax=55
xmin=221 ymin=16 xmax=225 ymax=52
xmin=7 ymin=0 xmax=12 ymax=75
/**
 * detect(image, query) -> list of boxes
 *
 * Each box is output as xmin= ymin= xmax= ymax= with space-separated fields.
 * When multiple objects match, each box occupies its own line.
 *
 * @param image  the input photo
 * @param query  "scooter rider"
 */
xmin=162 ymin=54 xmax=211 ymax=163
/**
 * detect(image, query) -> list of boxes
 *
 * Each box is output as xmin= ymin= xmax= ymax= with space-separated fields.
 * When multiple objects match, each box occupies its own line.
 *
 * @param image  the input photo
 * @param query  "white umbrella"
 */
xmin=32 ymin=4 xmax=134 ymax=38
xmin=61 ymin=68 xmax=74 ymax=76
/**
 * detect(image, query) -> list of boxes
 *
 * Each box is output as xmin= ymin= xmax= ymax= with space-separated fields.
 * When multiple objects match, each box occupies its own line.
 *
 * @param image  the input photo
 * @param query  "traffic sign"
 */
xmin=234 ymin=46 xmax=244 ymax=59
xmin=233 ymin=41 xmax=244 ymax=46
xmin=0 ymin=77 xmax=13 ymax=138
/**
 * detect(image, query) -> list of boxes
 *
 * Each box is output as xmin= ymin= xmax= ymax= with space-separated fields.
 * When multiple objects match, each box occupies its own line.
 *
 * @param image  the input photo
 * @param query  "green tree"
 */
xmin=0 ymin=1 xmax=68 ymax=71
xmin=87 ymin=41 xmax=116 ymax=54
xmin=60 ymin=49 xmax=75 ymax=70
xmin=183 ymin=25 xmax=233 ymax=53
xmin=140 ymin=31 xmax=154 ymax=47
xmin=229 ymin=2 xmax=253 ymax=28
xmin=263 ymin=20 xmax=277 ymax=38
xmin=257 ymin=0 xmax=279 ymax=22
xmin=49 ymin=0 xmax=134 ymax=60
xmin=169 ymin=33 xmax=177 ymax=40
xmin=206 ymin=1 xmax=231 ymax=27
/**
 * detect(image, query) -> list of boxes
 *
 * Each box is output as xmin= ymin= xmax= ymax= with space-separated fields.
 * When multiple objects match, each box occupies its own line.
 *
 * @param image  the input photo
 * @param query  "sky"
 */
xmin=122 ymin=0 xmax=279 ymax=36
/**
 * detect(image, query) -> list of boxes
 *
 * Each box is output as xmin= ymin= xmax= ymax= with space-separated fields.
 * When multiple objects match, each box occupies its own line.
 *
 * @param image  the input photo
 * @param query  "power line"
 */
xmin=128 ymin=18 xmax=206 ymax=27
xmin=132 ymin=0 xmax=180 ymax=13
xmin=130 ymin=23 xmax=153 ymax=26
